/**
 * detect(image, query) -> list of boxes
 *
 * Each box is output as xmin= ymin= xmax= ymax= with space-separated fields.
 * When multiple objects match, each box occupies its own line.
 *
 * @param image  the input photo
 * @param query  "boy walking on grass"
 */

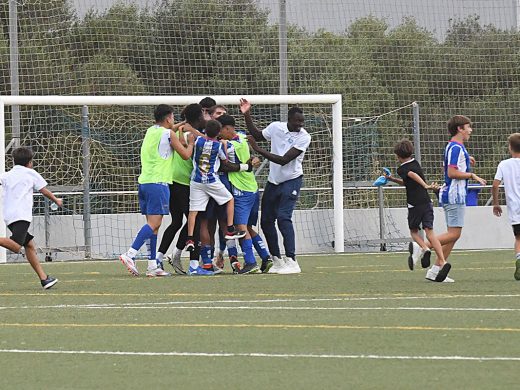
xmin=0 ymin=147 xmax=62 ymax=289
xmin=492 ymin=133 xmax=520 ymax=280
xmin=385 ymin=139 xmax=452 ymax=282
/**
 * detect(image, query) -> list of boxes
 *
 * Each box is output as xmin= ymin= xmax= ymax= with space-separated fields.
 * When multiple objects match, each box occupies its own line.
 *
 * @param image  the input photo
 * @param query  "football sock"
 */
xmin=189 ymin=260 xmax=199 ymax=269
xmin=201 ymin=245 xmax=212 ymax=267
xmin=227 ymin=239 xmax=238 ymax=258
xmin=131 ymin=224 xmax=154 ymax=252
xmin=252 ymin=235 xmax=270 ymax=261
xmin=240 ymin=238 xmax=256 ymax=265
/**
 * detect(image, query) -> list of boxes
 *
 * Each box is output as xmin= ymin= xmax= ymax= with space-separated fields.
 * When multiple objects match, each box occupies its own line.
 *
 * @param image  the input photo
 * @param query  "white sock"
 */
xmin=156 ymin=252 xmax=164 ymax=262
xmin=190 ymin=260 xmax=199 ymax=269
xmin=127 ymin=248 xmax=138 ymax=258
xmin=148 ymin=259 xmax=157 ymax=270
xmin=431 ymin=265 xmax=440 ymax=272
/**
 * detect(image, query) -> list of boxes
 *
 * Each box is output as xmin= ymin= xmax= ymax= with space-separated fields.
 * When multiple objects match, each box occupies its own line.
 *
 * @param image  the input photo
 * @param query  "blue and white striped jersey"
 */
xmin=191 ymin=136 xmax=227 ymax=184
xmin=440 ymin=140 xmax=470 ymax=205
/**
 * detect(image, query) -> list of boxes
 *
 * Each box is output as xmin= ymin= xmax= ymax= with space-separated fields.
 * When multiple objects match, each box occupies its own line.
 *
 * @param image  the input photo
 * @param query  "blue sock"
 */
xmin=227 ymin=240 xmax=238 ymax=258
xmin=219 ymin=230 xmax=227 ymax=252
xmin=252 ymin=235 xmax=270 ymax=261
xmin=240 ymin=238 xmax=256 ymax=265
xmin=131 ymin=224 xmax=154 ymax=252
xmin=201 ymin=245 xmax=212 ymax=266
xmin=149 ymin=234 xmax=158 ymax=264
xmin=210 ymin=246 xmax=215 ymax=259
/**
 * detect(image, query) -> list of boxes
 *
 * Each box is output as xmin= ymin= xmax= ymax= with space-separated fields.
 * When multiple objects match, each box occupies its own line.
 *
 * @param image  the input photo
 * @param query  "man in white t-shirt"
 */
xmin=0 ymin=147 xmax=63 ymax=289
xmin=240 ymin=98 xmax=311 ymax=274
xmin=492 ymin=132 xmax=520 ymax=280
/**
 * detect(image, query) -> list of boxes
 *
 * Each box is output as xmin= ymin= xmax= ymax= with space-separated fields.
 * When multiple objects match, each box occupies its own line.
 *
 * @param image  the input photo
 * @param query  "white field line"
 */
xmin=1 ymin=348 xmax=520 ymax=362
xmin=2 ymin=304 xmax=520 ymax=312
xmin=3 ymin=294 xmax=520 ymax=310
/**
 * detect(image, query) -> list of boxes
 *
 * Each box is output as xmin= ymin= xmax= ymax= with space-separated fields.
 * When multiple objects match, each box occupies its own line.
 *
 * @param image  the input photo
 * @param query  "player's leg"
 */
xmin=207 ymin=182 xmax=245 ymax=239
xmin=513 ymin=224 xmax=520 ymax=280
xmin=234 ymin=190 xmax=259 ymax=274
xmin=407 ymin=204 xmax=431 ymax=270
xmin=157 ymin=183 xmax=187 ymax=267
xmin=248 ymin=191 xmax=272 ymax=273
xmin=260 ymin=182 xmax=281 ymax=259
xmin=186 ymin=182 xmax=213 ymax=275
xmin=120 ymin=183 xmax=169 ymax=276
xmin=276 ymin=176 xmax=303 ymax=274
xmin=24 ymin=238 xmax=58 ymax=288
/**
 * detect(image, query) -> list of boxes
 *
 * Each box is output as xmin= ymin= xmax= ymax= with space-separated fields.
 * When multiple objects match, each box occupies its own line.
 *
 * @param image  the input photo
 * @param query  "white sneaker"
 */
xmin=120 ymin=253 xmax=139 ymax=276
xmin=408 ymin=242 xmax=424 ymax=270
xmin=425 ymin=265 xmax=454 ymax=283
xmin=146 ymin=267 xmax=171 ymax=277
xmin=277 ymin=257 xmax=301 ymax=274
xmin=425 ymin=265 xmax=439 ymax=281
xmin=268 ymin=256 xmax=285 ymax=274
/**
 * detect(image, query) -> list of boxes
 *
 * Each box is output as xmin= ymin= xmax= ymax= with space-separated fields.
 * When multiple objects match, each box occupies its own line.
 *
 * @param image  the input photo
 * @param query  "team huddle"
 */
xmin=1 ymin=107 xmax=519 ymax=288
xmin=118 ymin=97 xmax=311 ymax=277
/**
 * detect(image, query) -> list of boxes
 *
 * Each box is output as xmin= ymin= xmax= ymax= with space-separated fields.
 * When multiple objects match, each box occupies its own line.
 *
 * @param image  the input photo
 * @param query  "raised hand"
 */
xmin=240 ymin=98 xmax=251 ymax=114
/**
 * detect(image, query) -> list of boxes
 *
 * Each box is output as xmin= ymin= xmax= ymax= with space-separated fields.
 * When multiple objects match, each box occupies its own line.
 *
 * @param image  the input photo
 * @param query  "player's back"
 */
xmin=191 ymin=136 xmax=225 ymax=184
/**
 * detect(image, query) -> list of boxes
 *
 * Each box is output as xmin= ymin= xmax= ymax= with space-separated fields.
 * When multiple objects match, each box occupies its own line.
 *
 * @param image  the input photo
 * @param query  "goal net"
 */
xmin=0 ymin=95 xmax=344 ymax=262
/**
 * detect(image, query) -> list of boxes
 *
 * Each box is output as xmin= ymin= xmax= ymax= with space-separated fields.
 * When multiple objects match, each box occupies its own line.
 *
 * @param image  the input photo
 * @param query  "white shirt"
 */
xmin=494 ymin=157 xmax=520 ymax=225
xmin=262 ymin=121 xmax=311 ymax=185
xmin=0 ymin=165 xmax=47 ymax=225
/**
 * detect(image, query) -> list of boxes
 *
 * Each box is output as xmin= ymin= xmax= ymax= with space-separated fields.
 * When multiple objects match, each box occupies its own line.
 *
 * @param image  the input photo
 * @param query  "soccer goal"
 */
xmin=0 ymin=95 xmax=344 ymax=262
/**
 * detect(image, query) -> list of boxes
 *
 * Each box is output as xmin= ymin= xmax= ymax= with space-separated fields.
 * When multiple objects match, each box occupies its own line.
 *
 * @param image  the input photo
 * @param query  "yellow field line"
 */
xmin=2 ymin=322 xmax=520 ymax=333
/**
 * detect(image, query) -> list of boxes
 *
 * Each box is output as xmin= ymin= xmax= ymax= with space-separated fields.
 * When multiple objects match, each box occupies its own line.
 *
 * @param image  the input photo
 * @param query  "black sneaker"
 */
xmin=435 ymin=263 xmax=451 ymax=282
xmin=41 ymin=276 xmax=58 ymax=290
xmin=224 ymin=228 xmax=247 ymax=240
xmin=238 ymin=263 xmax=260 ymax=274
xmin=421 ymin=250 xmax=432 ymax=268
xmin=260 ymin=258 xmax=273 ymax=273
xmin=185 ymin=240 xmax=195 ymax=252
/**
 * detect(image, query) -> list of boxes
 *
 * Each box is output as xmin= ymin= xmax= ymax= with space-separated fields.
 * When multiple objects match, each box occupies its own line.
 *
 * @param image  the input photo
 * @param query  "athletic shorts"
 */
xmin=190 ymin=181 xmax=233 ymax=212
xmin=232 ymin=187 xmax=257 ymax=226
xmin=7 ymin=220 xmax=34 ymax=246
xmin=247 ymin=191 xmax=261 ymax=226
xmin=443 ymin=203 xmax=465 ymax=228
xmin=407 ymin=202 xmax=434 ymax=230
xmin=138 ymin=183 xmax=170 ymax=215
xmin=513 ymin=224 xmax=520 ymax=237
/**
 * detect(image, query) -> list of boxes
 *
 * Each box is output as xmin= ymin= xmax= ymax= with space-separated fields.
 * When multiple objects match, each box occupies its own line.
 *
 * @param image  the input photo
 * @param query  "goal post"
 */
xmin=0 ymin=94 xmax=344 ymax=263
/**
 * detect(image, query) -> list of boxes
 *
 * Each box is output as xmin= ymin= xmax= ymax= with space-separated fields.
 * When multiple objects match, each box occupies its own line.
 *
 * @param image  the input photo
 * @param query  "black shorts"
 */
xmin=513 ymin=224 xmax=520 ymax=237
xmin=7 ymin=221 xmax=34 ymax=246
xmin=407 ymin=202 xmax=434 ymax=230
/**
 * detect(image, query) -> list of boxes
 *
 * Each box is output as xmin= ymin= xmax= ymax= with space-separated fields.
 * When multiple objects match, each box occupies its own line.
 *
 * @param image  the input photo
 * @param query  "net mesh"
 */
xmin=2 ymin=0 xmax=519 ymax=258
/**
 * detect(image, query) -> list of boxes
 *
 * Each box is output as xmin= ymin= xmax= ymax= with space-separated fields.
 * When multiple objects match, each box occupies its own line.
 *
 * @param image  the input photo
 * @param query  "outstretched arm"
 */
xmin=247 ymin=135 xmax=302 ymax=166
xmin=39 ymin=187 xmax=63 ymax=208
xmin=240 ymin=98 xmax=265 ymax=141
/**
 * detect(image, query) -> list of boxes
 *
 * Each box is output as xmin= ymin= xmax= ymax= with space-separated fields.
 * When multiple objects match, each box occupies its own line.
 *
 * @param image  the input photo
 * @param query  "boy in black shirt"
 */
xmin=385 ymin=139 xmax=451 ymax=282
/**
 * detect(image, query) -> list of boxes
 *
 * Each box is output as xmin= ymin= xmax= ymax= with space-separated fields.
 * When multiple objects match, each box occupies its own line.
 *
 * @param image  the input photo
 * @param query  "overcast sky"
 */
xmin=72 ymin=0 xmax=518 ymax=39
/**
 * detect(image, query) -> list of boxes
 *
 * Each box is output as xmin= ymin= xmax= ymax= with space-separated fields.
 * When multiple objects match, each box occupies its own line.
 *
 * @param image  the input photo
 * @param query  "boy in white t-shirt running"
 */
xmin=492 ymin=133 xmax=520 ymax=280
xmin=0 ymin=147 xmax=63 ymax=289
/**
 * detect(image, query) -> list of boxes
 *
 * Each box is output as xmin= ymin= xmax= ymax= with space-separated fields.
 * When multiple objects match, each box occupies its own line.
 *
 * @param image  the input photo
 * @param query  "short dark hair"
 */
xmin=205 ymin=119 xmax=222 ymax=138
xmin=199 ymin=97 xmax=216 ymax=109
xmin=182 ymin=103 xmax=203 ymax=125
xmin=154 ymin=104 xmax=174 ymax=122
xmin=288 ymin=106 xmax=303 ymax=119
xmin=447 ymin=115 xmax=471 ymax=137
xmin=393 ymin=139 xmax=414 ymax=158
xmin=217 ymin=114 xmax=235 ymax=127
xmin=12 ymin=147 xmax=34 ymax=166
xmin=509 ymin=133 xmax=520 ymax=153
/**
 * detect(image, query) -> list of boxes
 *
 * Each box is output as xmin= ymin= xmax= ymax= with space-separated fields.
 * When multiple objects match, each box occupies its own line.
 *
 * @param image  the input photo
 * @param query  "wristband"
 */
xmin=239 ymin=164 xmax=249 ymax=172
